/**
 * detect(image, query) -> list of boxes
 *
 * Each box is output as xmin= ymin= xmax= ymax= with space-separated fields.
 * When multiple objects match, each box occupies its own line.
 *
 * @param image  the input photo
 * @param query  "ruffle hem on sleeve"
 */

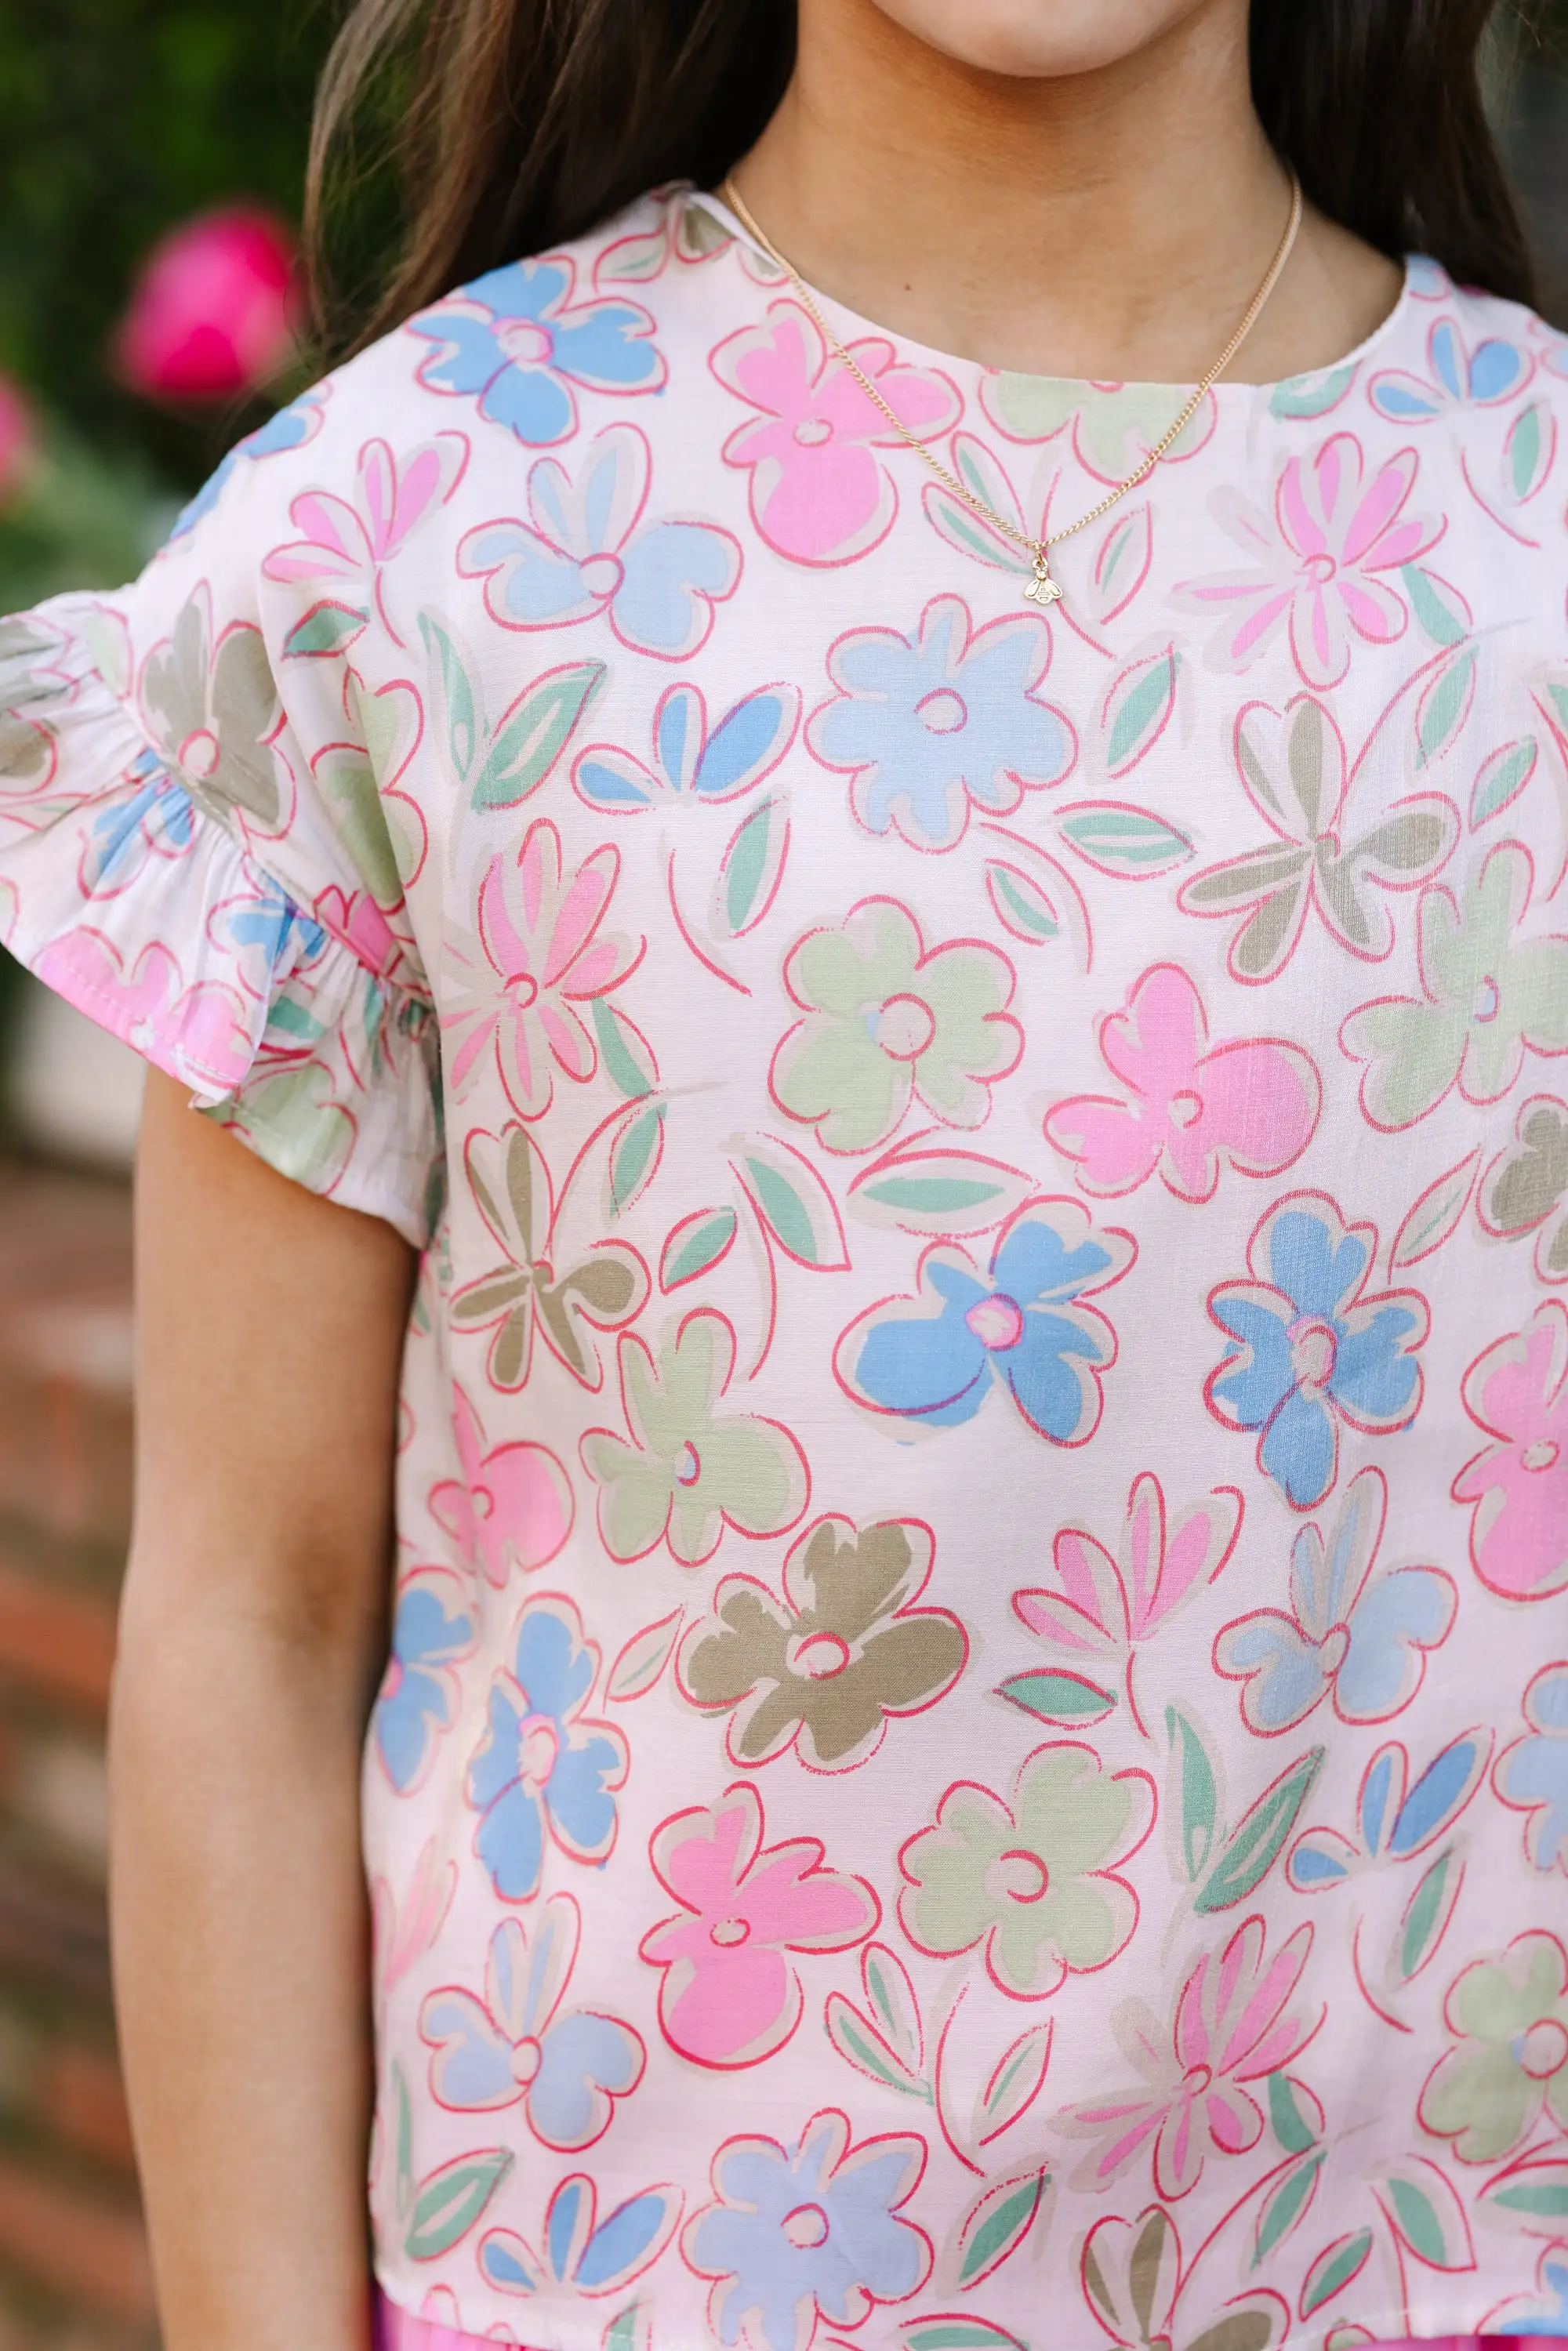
xmin=0 ymin=599 xmax=441 ymax=1248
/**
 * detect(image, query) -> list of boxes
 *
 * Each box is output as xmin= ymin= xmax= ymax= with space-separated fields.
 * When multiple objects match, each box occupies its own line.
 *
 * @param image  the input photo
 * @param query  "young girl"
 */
xmin=4 ymin=2 xmax=1567 ymax=2347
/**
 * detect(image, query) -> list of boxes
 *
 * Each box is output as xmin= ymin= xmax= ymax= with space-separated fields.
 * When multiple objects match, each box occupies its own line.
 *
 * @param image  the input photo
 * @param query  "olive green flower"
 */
xmin=898 ymin=1743 xmax=1152 ymax=1999
xmin=679 ymin=1515 xmax=966 ymax=1769
xmin=1343 ymin=844 xmax=1568 ymax=1130
xmin=580 ymin=1309 xmax=809 ymax=1567
xmin=1419 ymin=1932 xmax=1568 ymax=2162
xmin=771 ymin=898 xmax=1022 ymax=1154
xmin=140 ymin=588 xmax=282 ymax=829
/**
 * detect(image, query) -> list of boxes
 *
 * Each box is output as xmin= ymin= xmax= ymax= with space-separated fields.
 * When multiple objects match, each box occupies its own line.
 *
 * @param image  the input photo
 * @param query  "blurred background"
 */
xmin=0 ymin=4 xmax=1563 ymax=2345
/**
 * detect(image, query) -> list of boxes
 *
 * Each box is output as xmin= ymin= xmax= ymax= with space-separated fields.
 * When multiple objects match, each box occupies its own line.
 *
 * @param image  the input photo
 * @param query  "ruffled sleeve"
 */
xmin=0 ymin=404 xmax=442 ymax=1248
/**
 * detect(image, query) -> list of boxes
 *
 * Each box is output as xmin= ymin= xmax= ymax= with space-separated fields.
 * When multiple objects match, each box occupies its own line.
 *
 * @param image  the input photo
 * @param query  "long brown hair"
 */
xmin=306 ymin=0 xmax=1539 ymax=356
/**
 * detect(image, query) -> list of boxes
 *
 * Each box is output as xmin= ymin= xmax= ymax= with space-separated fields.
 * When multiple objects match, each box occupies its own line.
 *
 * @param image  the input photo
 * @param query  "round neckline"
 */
xmin=690 ymin=187 xmax=1419 ymax=403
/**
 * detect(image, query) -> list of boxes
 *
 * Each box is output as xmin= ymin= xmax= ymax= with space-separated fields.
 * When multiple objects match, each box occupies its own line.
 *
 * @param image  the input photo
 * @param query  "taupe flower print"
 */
xmin=452 ymin=1122 xmax=647 ymax=1390
xmin=0 ymin=615 xmax=68 ymax=793
xmin=140 ymin=587 xmax=283 ymax=829
xmin=679 ymin=1514 xmax=967 ymax=1770
xmin=1481 ymin=1093 xmax=1568 ymax=1283
xmin=1178 ymin=695 xmax=1457 ymax=981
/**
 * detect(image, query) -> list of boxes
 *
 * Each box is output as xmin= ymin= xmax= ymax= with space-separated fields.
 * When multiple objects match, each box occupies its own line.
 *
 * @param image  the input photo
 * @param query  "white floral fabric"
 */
xmin=3 ymin=187 xmax=1568 ymax=2351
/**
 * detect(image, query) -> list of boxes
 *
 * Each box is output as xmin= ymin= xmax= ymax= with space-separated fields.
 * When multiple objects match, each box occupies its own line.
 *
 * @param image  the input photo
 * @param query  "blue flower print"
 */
xmin=1214 ymin=1466 xmax=1454 ymax=1733
xmin=409 ymin=257 xmax=665 ymax=448
xmin=1207 ymin=1190 xmax=1428 ymax=1511
xmin=477 ymin=2174 xmax=683 ymax=2304
xmin=419 ymin=1900 xmax=644 ymax=2152
xmin=807 ymin=593 xmax=1075 ymax=851
xmin=372 ymin=1569 xmax=475 ymax=1794
xmin=684 ymin=2110 xmax=931 ymax=2351
xmin=1492 ymin=2247 xmax=1568 ymax=2337
xmin=168 ymin=386 xmax=330 ymax=539
xmin=1287 ymin=1726 xmax=1492 ymax=1893
xmin=1370 ymin=315 xmax=1532 ymax=422
xmin=83 ymin=754 xmax=197 ymax=892
xmin=466 ymin=1594 xmax=628 ymax=1901
xmin=459 ymin=423 xmax=742 ymax=662
xmin=212 ymin=881 xmax=330 ymax=1001
xmin=835 ymin=1199 xmax=1134 ymax=1448
xmin=574 ymin=680 xmax=800 ymax=811
xmin=1495 ymin=1661 xmax=1568 ymax=1876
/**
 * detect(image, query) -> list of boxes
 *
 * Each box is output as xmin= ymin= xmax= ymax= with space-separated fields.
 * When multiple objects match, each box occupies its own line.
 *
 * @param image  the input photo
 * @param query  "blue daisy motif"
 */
xmin=835 ymin=1198 xmax=1134 ymax=1447
xmin=460 ymin=424 xmax=741 ymax=662
xmin=1370 ymin=315 xmax=1532 ymax=422
xmin=169 ymin=386 xmax=330 ymax=539
xmin=1495 ymin=1661 xmax=1568 ymax=1876
xmin=807 ymin=592 xmax=1075 ymax=851
xmin=372 ymin=1569 xmax=475 ymax=1794
xmin=409 ymin=257 xmax=664 ymax=448
xmin=1491 ymin=2247 xmax=1568 ymax=2336
xmin=1207 ymin=1190 xmax=1428 ymax=1511
xmin=1214 ymin=1466 xmax=1454 ymax=1733
xmin=419 ymin=1900 xmax=644 ymax=2151
xmin=466 ymin=1595 xmax=628 ymax=1902
xmin=683 ymin=2110 xmax=931 ymax=2351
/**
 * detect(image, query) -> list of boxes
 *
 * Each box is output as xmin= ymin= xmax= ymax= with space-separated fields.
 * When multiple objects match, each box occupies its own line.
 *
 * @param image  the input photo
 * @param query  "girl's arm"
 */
xmin=111 ymin=1068 xmax=416 ymax=2351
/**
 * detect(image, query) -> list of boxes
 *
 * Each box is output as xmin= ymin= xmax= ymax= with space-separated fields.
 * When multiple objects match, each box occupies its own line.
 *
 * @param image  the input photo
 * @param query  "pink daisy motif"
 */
xmin=1175 ymin=432 xmax=1442 ymax=688
xmin=1058 ymin=1915 xmax=1321 ymax=2200
xmin=444 ymin=817 xmax=641 ymax=1119
xmin=262 ymin=434 xmax=469 ymax=646
xmin=640 ymin=1782 xmax=879 ymax=2069
xmin=711 ymin=300 xmax=960 ymax=567
xmin=1452 ymin=1300 xmax=1568 ymax=1602
xmin=428 ymin=1385 xmax=573 ymax=1587
xmin=1044 ymin=963 xmax=1321 ymax=1203
xmin=36 ymin=928 xmax=251 ymax=1090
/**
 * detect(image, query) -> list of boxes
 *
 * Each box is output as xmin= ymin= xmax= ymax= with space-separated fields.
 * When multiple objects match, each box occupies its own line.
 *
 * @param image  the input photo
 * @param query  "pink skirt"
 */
xmin=372 ymin=2305 xmax=1552 ymax=2351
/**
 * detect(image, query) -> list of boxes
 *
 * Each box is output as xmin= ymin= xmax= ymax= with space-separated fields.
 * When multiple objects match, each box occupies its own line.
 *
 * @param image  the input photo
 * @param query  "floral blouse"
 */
xmin=3 ymin=187 xmax=1568 ymax=2351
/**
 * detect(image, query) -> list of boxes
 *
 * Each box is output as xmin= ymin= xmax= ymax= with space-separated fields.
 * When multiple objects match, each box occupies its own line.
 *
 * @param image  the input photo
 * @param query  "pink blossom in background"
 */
xmin=0 ymin=373 xmax=35 ymax=505
xmin=114 ymin=206 xmax=301 ymax=403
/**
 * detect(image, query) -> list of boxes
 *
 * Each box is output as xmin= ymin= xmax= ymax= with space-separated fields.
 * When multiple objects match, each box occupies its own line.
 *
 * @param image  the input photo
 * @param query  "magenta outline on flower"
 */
xmin=1173 ymin=431 xmax=1443 ymax=688
xmin=639 ymin=1781 xmax=880 ymax=2068
xmin=443 ymin=815 xmax=643 ymax=1121
xmin=1451 ymin=1298 xmax=1568 ymax=1602
xmin=1011 ymin=1472 xmax=1243 ymax=1738
xmin=1044 ymin=963 xmax=1321 ymax=1202
xmin=1055 ymin=1914 xmax=1323 ymax=2200
xmin=710 ymin=299 xmax=962 ymax=568
xmin=261 ymin=433 xmax=470 ymax=649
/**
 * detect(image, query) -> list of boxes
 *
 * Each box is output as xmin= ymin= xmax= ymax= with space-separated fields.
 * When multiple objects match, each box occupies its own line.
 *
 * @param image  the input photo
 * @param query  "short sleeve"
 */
xmin=0 ymin=392 xmax=442 ymax=1247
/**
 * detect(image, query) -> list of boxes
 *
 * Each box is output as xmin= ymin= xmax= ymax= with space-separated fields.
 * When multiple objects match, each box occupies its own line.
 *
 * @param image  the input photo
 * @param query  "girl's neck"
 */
xmin=734 ymin=0 xmax=1404 ymax=386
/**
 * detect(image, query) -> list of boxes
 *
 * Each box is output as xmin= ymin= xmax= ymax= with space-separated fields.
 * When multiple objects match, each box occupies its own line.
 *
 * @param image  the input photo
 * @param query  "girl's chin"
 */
xmin=862 ymin=0 xmax=1219 ymax=80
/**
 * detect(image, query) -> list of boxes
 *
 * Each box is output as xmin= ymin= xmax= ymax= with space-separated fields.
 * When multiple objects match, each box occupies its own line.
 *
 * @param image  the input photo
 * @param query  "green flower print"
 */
xmin=679 ymin=1514 xmax=967 ymax=1770
xmin=981 ymin=376 xmax=1210 ymax=477
xmin=1343 ymin=844 xmax=1568 ymax=1130
xmin=1419 ymin=1932 xmax=1568 ymax=2162
xmin=771 ymin=898 xmax=1022 ymax=1154
xmin=898 ymin=1742 xmax=1153 ymax=1999
xmin=140 ymin=587 xmax=283 ymax=829
xmin=580 ymin=1309 xmax=810 ymax=1567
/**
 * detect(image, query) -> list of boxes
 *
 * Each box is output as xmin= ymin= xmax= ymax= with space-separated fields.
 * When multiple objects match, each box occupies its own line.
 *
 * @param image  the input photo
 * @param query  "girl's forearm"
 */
xmin=111 ymin=1594 xmax=379 ymax=2351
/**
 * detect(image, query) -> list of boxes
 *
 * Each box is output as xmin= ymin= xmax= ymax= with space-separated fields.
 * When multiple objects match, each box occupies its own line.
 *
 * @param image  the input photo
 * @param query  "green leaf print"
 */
xmin=1482 ymin=2158 xmax=1568 ymax=2229
xmin=1266 ymin=2070 xmax=1320 ymax=2156
xmin=825 ymin=1993 xmax=928 ymax=2100
xmin=1470 ymin=738 xmax=1537 ymax=829
xmin=1402 ymin=564 xmax=1472 ymax=650
xmin=734 ymin=1137 xmax=849 ymax=1270
xmin=405 ymin=2147 xmax=512 ymax=2261
xmin=609 ymin=1101 xmax=666 ymax=1216
xmin=473 ymin=660 xmax=605 ymax=810
xmin=902 ymin=2322 xmax=1029 ymax=2351
xmin=1395 ymin=1845 xmax=1463 ymax=1982
xmin=282 ymin=600 xmax=368 ymax=658
xmin=1372 ymin=2161 xmax=1475 ymax=2272
xmin=1195 ymin=1748 xmax=1323 ymax=1913
xmin=659 ymin=1206 xmax=739 ymax=1290
xmin=1252 ymin=2152 xmax=1323 ymax=2267
xmin=997 ymin=1669 xmax=1116 ymax=1728
xmin=713 ymin=793 xmax=789 ymax=938
xmin=956 ymin=2170 xmax=1051 ymax=2288
xmin=1415 ymin=646 xmax=1477 ymax=767
xmin=1167 ymin=1707 xmax=1219 ymax=1884
xmin=593 ymin=996 xmax=657 ymax=1099
xmin=985 ymin=860 xmax=1060 ymax=944
xmin=1299 ymin=2229 xmax=1375 ymax=2315
xmin=1058 ymin=802 xmax=1193 ymax=877
xmin=1103 ymin=648 xmax=1180 ymax=777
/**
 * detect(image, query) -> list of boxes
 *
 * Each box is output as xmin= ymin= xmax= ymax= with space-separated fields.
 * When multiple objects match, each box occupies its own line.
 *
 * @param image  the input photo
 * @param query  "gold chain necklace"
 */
xmin=718 ymin=171 xmax=1303 ymax=608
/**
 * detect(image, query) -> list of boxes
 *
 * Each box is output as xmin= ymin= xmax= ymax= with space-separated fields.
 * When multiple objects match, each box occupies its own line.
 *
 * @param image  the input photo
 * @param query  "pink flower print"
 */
xmin=1057 ymin=1917 xmax=1320 ymax=2199
xmin=1044 ymin=965 xmax=1320 ymax=1202
xmin=1011 ymin=1473 xmax=1243 ymax=1736
xmin=1174 ymin=434 xmax=1442 ymax=688
xmin=35 ymin=928 xmax=251 ymax=1091
xmin=314 ymin=884 xmax=401 ymax=981
xmin=429 ymin=1386 xmax=573 ymax=1587
xmin=712 ymin=301 xmax=961 ymax=566
xmin=640 ymin=1783 xmax=879 ymax=2068
xmin=262 ymin=434 xmax=469 ymax=648
xmin=444 ymin=818 xmax=640 ymax=1119
xmin=1452 ymin=1301 xmax=1568 ymax=1602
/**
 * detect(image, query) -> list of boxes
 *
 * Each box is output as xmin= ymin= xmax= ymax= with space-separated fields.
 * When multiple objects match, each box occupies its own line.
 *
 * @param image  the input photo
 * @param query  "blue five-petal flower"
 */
xmin=410 ymin=260 xmax=662 ymax=448
xmin=374 ymin=1576 xmax=474 ymax=1793
xmin=467 ymin=1600 xmax=625 ymax=1900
